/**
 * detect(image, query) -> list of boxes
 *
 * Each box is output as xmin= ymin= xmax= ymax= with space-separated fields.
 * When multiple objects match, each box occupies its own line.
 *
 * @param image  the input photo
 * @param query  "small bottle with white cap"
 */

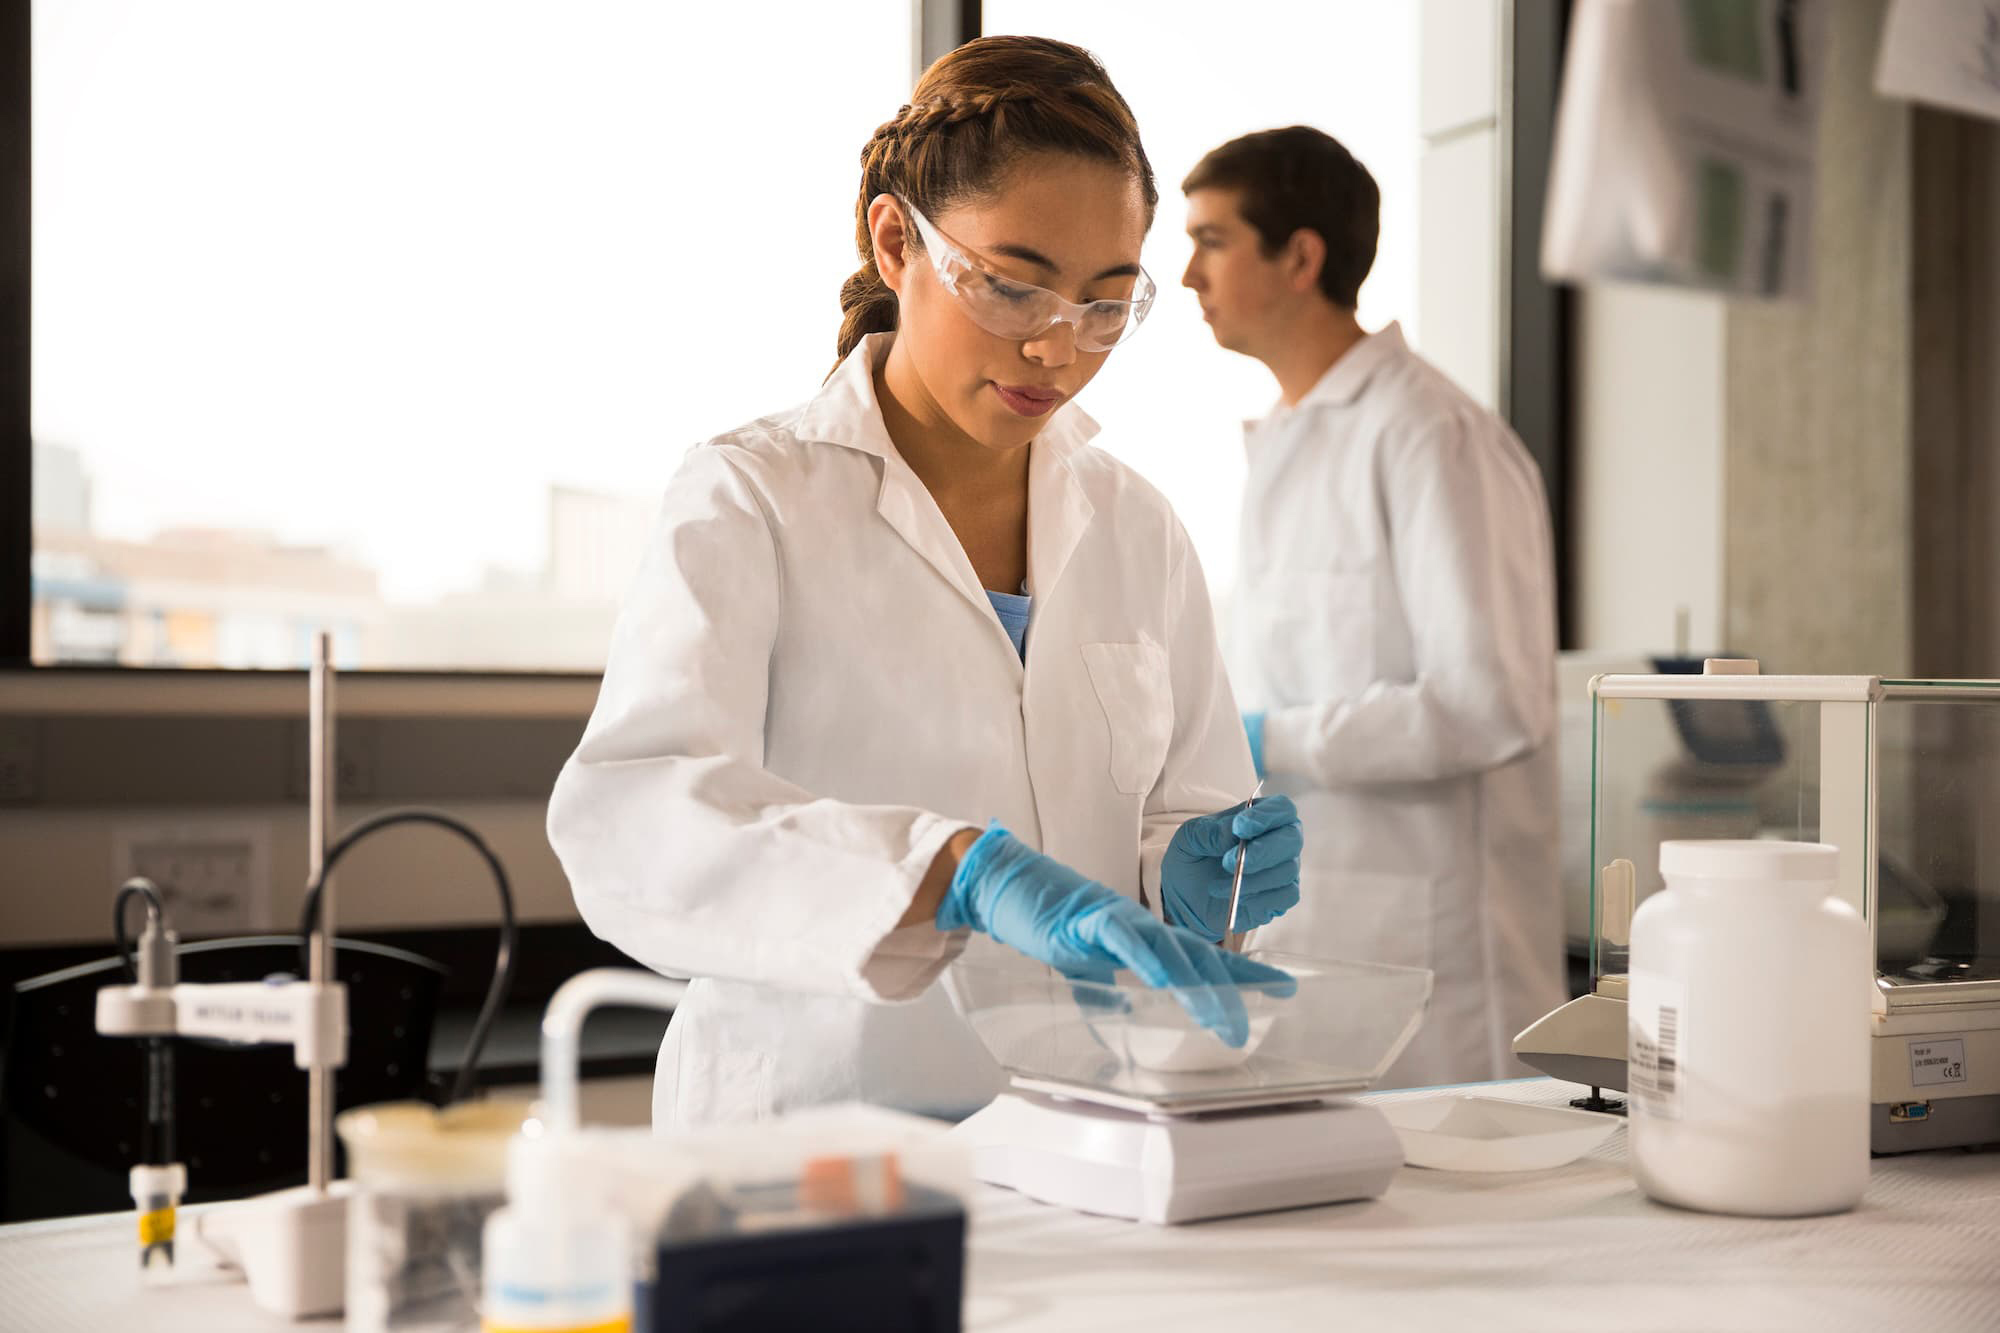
xmin=481 ymin=1132 xmax=632 ymax=1333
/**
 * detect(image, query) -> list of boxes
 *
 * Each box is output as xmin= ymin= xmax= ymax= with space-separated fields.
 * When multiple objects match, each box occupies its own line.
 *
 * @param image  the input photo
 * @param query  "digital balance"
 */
xmin=949 ymin=949 xmax=1433 ymax=1223
xmin=1515 ymin=663 xmax=2000 ymax=1153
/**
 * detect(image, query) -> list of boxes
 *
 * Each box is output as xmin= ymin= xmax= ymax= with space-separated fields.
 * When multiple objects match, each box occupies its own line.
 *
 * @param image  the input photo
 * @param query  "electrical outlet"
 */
xmin=112 ymin=821 xmax=274 ymax=938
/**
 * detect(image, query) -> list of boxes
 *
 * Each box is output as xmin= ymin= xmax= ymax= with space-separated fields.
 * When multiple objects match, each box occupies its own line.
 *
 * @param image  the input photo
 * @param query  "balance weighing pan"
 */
xmin=947 ymin=949 xmax=1434 ymax=1222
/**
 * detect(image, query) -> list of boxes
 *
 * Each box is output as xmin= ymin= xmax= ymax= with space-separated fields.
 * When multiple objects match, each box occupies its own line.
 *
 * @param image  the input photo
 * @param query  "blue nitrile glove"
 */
xmin=1243 ymin=711 xmax=1267 ymax=778
xmin=939 ymin=826 xmax=1295 ymax=1046
xmin=1162 ymin=794 xmax=1303 ymax=942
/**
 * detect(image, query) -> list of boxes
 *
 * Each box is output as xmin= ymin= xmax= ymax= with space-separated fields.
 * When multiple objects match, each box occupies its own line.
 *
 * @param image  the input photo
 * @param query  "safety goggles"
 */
xmin=902 ymin=199 xmax=1156 ymax=352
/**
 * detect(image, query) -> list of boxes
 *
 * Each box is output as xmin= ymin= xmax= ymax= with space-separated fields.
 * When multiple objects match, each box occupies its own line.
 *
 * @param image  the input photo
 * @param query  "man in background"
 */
xmin=1181 ymin=125 xmax=1562 ymax=1085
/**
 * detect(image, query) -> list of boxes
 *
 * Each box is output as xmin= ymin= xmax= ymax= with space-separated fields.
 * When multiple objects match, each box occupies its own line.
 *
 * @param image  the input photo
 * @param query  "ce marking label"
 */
xmin=1909 ymin=1039 xmax=1967 ymax=1088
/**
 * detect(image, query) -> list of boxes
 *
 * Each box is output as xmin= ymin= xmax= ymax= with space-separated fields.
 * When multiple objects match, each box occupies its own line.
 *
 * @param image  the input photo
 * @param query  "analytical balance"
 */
xmin=1515 ymin=662 xmax=2000 ymax=1153
xmin=950 ymin=949 xmax=1432 ymax=1223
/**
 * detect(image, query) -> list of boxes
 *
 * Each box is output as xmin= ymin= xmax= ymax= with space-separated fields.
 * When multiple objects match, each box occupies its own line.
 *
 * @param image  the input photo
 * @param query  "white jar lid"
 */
xmin=1659 ymin=839 xmax=1839 ymax=882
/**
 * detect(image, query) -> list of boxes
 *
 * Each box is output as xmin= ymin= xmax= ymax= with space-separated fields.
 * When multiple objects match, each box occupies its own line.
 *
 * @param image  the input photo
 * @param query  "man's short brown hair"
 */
xmin=1182 ymin=126 xmax=1380 ymax=310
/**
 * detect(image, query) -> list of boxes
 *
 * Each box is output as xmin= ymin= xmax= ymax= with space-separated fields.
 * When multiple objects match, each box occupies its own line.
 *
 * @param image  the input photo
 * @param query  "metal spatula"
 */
xmin=1224 ymin=777 xmax=1267 ymax=936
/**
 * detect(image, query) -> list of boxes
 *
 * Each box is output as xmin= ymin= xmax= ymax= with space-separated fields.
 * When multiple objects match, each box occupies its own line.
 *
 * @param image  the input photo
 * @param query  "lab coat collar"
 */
xmin=1026 ymin=419 xmax=1095 ymax=611
xmin=1243 ymin=321 xmax=1409 ymax=442
xmin=800 ymin=332 xmax=1100 ymax=660
xmin=1296 ymin=320 xmax=1407 ymax=410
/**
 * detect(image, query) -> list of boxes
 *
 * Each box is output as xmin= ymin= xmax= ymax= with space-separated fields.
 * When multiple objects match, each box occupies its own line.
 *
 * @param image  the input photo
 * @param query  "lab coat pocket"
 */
xmin=1081 ymin=640 xmax=1174 ymax=796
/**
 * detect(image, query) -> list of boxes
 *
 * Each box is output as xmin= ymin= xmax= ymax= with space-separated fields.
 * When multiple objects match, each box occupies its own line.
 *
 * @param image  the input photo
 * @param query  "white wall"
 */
xmin=0 ymin=672 xmax=590 ymax=946
xmin=1572 ymin=284 xmax=1726 ymax=657
xmin=1417 ymin=0 xmax=1503 ymax=410
xmin=0 ymin=800 xmax=574 ymax=945
xmin=1567 ymin=1 xmax=1915 ymax=676
xmin=1720 ymin=0 xmax=1911 ymax=677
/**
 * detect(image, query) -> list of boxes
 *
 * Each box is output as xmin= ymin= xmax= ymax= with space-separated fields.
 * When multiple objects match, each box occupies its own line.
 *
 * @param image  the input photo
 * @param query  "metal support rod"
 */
xmin=306 ymin=632 xmax=336 ymax=1194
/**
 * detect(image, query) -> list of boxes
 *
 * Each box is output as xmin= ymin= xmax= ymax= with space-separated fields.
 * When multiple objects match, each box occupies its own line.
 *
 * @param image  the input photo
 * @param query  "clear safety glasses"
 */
xmin=902 ymin=199 xmax=1156 ymax=352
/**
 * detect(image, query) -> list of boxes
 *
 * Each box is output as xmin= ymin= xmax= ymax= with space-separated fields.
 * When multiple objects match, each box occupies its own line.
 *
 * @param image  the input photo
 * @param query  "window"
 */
xmin=21 ymin=4 xmax=1542 ymax=668
xmin=983 ymin=0 xmax=1426 ymax=601
xmin=30 ymin=1 xmax=913 ymax=669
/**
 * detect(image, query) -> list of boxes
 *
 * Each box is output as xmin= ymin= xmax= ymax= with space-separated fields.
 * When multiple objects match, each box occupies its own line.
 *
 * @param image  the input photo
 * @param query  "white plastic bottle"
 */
xmin=481 ymin=1136 xmax=632 ymax=1333
xmin=1627 ymin=840 xmax=1870 ymax=1217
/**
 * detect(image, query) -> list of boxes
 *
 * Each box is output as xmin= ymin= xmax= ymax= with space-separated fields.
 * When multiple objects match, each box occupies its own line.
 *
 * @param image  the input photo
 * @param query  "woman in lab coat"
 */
xmin=548 ymin=36 xmax=1303 ymax=1126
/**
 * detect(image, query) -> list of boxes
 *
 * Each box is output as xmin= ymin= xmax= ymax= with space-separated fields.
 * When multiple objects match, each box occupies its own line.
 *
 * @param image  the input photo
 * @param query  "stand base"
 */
xmin=953 ymin=1091 xmax=1402 ymax=1224
xmin=198 ymin=1182 xmax=350 ymax=1318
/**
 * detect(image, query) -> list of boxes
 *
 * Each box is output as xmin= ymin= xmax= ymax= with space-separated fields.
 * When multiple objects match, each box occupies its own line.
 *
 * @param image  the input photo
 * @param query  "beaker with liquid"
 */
xmin=337 ymin=1098 xmax=532 ymax=1331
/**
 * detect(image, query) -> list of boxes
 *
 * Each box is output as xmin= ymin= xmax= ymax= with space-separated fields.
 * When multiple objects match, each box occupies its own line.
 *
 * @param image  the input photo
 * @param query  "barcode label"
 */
xmin=1629 ymin=971 xmax=1687 ymax=1121
xmin=1656 ymin=1007 xmax=1680 ymax=1094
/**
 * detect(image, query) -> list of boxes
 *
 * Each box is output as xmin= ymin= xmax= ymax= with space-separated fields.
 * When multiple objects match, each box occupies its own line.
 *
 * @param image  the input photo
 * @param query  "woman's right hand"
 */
xmin=936 ymin=826 xmax=1295 ymax=1046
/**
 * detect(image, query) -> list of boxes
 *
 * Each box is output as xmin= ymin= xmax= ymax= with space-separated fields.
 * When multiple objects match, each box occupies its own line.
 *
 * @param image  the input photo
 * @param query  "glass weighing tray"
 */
xmin=948 ymin=949 xmax=1434 ymax=1116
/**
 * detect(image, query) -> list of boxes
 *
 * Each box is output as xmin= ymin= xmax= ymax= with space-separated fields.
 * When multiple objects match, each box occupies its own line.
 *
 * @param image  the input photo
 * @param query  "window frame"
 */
xmin=1503 ymin=0 xmax=1576 ymax=647
xmin=2 ymin=0 xmax=27 ymax=665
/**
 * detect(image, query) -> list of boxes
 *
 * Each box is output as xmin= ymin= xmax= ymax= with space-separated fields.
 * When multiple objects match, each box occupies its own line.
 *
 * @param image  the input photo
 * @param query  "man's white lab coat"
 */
xmin=1235 ymin=322 xmax=1564 ymax=1086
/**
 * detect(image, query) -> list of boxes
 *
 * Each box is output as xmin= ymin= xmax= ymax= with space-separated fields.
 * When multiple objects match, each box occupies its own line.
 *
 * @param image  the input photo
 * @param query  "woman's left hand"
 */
xmin=1161 ymin=794 xmax=1303 ymax=941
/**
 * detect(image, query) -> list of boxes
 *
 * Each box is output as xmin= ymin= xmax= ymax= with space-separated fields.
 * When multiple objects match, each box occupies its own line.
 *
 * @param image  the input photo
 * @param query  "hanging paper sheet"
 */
xmin=1875 ymin=0 xmax=2000 ymax=123
xmin=1541 ymin=0 xmax=1828 ymax=301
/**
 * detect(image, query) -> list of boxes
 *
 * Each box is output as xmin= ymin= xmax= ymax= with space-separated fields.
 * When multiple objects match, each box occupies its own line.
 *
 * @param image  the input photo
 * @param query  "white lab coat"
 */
xmin=1234 ymin=323 xmax=1563 ymax=1087
xmin=548 ymin=333 xmax=1253 ymax=1126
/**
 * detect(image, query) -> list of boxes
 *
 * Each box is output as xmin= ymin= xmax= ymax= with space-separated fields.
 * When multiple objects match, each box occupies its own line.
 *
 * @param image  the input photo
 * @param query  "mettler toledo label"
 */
xmin=1909 ymin=1039 xmax=1967 ymax=1088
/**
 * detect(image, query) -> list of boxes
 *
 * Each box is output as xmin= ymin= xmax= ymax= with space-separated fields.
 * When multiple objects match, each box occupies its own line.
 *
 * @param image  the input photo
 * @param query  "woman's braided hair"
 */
xmin=834 ymin=36 xmax=1157 ymax=366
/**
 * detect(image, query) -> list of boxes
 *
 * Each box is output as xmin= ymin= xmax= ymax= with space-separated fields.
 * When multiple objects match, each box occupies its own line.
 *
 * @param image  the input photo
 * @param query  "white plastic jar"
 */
xmin=1628 ymin=840 xmax=1870 ymax=1217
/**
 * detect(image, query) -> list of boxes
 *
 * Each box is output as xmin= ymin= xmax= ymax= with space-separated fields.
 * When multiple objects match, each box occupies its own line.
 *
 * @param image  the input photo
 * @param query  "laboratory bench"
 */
xmin=2 ymin=1079 xmax=1995 ymax=1332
